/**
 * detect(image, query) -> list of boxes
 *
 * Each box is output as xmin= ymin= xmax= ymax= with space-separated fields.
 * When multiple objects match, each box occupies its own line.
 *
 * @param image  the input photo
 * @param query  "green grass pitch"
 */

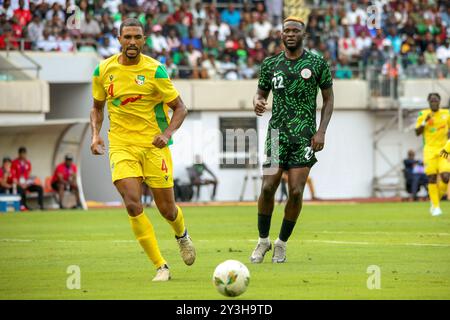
xmin=0 ymin=202 xmax=449 ymax=300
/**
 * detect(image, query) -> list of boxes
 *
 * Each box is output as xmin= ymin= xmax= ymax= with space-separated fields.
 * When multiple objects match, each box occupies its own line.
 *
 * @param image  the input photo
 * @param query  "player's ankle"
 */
xmin=258 ymin=237 xmax=270 ymax=244
xmin=274 ymin=238 xmax=287 ymax=247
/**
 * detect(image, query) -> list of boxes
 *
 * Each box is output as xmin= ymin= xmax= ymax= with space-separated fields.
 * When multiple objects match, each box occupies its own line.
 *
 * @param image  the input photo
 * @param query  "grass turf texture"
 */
xmin=0 ymin=202 xmax=449 ymax=300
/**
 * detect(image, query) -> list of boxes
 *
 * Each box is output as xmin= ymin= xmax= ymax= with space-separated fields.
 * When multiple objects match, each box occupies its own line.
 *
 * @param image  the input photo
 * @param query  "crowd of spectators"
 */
xmin=0 ymin=0 xmax=449 ymax=80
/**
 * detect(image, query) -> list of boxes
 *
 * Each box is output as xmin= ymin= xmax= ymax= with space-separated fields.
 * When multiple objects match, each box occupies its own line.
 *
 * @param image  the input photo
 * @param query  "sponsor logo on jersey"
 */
xmin=109 ymin=75 xmax=114 ymax=81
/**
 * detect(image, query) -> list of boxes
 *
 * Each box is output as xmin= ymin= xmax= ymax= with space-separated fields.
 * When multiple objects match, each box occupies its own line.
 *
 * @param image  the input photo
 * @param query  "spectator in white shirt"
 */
xmin=186 ymin=43 xmax=202 ymax=67
xmin=150 ymin=24 xmax=169 ymax=54
xmin=201 ymin=52 xmax=220 ymax=79
xmin=253 ymin=14 xmax=272 ymax=41
xmin=192 ymin=1 xmax=206 ymax=22
xmin=219 ymin=54 xmax=239 ymax=80
xmin=27 ymin=14 xmax=44 ymax=47
xmin=98 ymin=35 xmax=119 ymax=58
xmin=57 ymin=29 xmax=74 ymax=52
xmin=37 ymin=29 xmax=57 ymax=51
xmin=345 ymin=2 xmax=367 ymax=26
xmin=80 ymin=13 xmax=101 ymax=39
xmin=0 ymin=0 xmax=14 ymax=19
xmin=436 ymin=40 xmax=450 ymax=64
xmin=355 ymin=30 xmax=372 ymax=53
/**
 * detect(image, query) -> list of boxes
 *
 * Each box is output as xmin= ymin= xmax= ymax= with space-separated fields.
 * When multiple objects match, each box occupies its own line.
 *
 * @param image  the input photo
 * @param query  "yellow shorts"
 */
xmin=424 ymin=149 xmax=450 ymax=175
xmin=109 ymin=145 xmax=173 ymax=188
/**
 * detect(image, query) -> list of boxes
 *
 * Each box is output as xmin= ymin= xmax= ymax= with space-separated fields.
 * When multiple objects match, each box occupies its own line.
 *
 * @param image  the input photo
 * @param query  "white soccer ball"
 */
xmin=212 ymin=260 xmax=250 ymax=297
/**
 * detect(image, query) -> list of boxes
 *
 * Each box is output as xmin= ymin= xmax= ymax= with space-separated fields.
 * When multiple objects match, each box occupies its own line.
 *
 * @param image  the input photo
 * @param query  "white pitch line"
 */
xmin=1 ymin=238 xmax=449 ymax=247
xmin=315 ymin=231 xmax=450 ymax=236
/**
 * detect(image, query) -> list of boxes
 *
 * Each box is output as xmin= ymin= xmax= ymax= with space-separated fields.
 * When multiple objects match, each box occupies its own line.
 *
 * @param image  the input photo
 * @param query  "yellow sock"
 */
xmin=428 ymin=183 xmax=440 ymax=208
xmin=129 ymin=212 xmax=166 ymax=268
xmin=165 ymin=206 xmax=186 ymax=238
xmin=438 ymin=180 xmax=448 ymax=199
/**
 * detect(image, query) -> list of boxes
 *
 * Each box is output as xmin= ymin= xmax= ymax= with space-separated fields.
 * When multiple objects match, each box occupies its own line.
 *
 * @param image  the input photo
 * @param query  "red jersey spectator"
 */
xmin=13 ymin=0 xmax=31 ymax=27
xmin=0 ymin=157 xmax=15 ymax=191
xmin=51 ymin=154 xmax=82 ymax=209
xmin=11 ymin=146 xmax=44 ymax=210
xmin=173 ymin=2 xmax=193 ymax=27
xmin=0 ymin=157 xmax=30 ymax=211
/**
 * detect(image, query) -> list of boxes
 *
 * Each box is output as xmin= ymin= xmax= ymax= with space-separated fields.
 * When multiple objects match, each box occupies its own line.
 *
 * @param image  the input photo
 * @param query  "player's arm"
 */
xmin=90 ymin=98 xmax=106 ymax=155
xmin=152 ymin=96 xmax=188 ymax=148
xmin=415 ymin=113 xmax=432 ymax=136
xmin=311 ymin=86 xmax=334 ymax=152
xmin=254 ymin=88 xmax=270 ymax=116
xmin=254 ymin=58 xmax=271 ymax=116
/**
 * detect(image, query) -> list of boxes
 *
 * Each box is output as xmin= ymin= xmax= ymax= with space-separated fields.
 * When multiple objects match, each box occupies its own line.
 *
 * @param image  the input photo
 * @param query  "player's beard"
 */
xmin=283 ymin=39 xmax=302 ymax=52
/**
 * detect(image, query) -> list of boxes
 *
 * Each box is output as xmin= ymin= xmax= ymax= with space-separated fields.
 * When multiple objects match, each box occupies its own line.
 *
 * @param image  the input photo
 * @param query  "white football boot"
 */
xmin=250 ymin=239 xmax=272 ymax=263
xmin=152 ymin=264 xmax=171 ymax=282
xmin=176 ymin=230 xmax=196 ymax=266
xmin=431 ymin=207 xmax=443 ymax=216
xmin=272 ymin=239 xmax=287 ymax=263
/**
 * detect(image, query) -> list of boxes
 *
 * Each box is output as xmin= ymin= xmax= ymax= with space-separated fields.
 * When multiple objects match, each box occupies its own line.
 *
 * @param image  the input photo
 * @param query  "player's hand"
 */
xmin=311 ymin=131 xmax=325 ymax=152
xmin=91 ymin=136 xmax=105 ymax=155
xmin=253 ymin=97 xmax=267 ymax=116
xmin=440 ymin=149 xmax=449 ymax=159
xmin=152 ymin=134 xmax=169 ymax=148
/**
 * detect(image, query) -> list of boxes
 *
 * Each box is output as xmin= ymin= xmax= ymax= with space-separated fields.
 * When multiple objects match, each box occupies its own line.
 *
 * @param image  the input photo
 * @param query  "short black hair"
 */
xmin=2 ymin=157 xmax=11 ymax=164
xmin=18 ymin=146 xmax=27 ymax=154
xmin=119 ymin=18 xmax=144 ymax=36
xmin=428 ymin=92 xmax=441 ymax=101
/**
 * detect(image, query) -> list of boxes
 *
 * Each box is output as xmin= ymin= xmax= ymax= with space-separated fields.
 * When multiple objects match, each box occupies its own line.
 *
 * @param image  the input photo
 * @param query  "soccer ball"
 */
xmin=212 ymin=260 xmax=250 ymax=297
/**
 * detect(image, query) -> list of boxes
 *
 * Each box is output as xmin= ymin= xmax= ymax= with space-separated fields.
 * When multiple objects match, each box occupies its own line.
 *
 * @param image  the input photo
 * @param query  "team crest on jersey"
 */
xmin=135 ymin=75 xmax=145 ymax=85
xmin=301 ymin=68 xmax=312 ymax=79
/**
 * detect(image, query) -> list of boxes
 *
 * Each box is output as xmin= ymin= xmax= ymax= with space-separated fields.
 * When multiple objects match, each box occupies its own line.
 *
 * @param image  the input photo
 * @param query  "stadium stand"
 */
xmin=0 ymin=0 xmax=447 ymax=80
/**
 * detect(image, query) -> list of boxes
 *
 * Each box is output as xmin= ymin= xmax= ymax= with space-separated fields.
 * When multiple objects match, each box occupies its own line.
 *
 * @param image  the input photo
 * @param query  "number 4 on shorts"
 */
xmin=161 ymin=159 xmax=168 ymax=173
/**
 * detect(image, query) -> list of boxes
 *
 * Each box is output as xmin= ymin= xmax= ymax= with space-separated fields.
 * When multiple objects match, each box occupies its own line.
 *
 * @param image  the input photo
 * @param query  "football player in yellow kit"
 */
xmin=90 ymin=18 xmax=195 ymax=281
xmin=415 ymin=93 xmax=450 ymax=216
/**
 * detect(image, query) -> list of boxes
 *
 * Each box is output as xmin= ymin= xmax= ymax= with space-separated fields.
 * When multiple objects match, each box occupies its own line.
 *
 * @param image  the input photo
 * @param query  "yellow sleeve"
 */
xmin=444 ymin=140 xmax=450 ymax=153
xmin=415 ymin=111 xmax=425 ymax=129
xmin=153 ymin=64 xmax=179 ymax=103
xmin=92 ymin=64 xmax=106 ymax=101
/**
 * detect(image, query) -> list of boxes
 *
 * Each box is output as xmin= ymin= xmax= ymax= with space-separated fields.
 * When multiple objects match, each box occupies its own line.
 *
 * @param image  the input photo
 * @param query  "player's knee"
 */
xmin=440 ymin=173 xmax=450 ymax=184
xmin=289 ymin=187 xmax=304 ymax=201
xmin=125 ymin=200 xmax=143 ymax=216
xmin=428 ymin=175 xmax=437 ymax=183
xmin=261 ymin=183 xmax=277 ymax=199
xmin=158 ymin=203 xmax=177 ymax=220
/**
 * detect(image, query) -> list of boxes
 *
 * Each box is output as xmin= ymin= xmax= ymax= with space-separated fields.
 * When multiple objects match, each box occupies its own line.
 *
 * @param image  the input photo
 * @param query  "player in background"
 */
xmin=90 ymin=18 xmax=195 ymax=282
xmin=250 ymin=17 xmax=334 ymax=263
xmin=415 ymin=93 xmax=450 ymax=216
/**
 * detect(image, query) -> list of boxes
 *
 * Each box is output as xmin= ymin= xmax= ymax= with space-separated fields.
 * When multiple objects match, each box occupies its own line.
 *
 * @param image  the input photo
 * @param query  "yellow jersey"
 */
xmin=415 ymin=109 xmax=450 ymax=152
xmin=92 ymin=53 xmax=180 ymax=147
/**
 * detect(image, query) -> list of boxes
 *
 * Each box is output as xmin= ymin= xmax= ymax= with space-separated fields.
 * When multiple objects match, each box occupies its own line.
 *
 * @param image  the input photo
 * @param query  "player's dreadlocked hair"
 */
xmin=283 ymin=16 xmax=305 ymax=26
xmin=119 ymin=18 xmax=144 ymax=36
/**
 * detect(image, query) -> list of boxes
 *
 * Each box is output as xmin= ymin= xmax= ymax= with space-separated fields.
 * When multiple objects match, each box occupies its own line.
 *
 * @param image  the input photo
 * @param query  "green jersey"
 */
xmin=258 ymin=50 xmax=333 ymax=169
xmin=258 ymin=50 xmax=333 ymax=143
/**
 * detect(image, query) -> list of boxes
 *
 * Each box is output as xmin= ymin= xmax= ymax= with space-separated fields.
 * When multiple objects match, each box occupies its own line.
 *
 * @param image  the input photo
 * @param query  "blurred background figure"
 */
xmin=12 ymin=147 xmax=44 ymax=210
xmin=403 ymin=150 xmax=428 ymax=201
xmin=51 ymin=154 xmax=82 ymax=209
xmin=187 ymin=154 xmax=218 ymax=202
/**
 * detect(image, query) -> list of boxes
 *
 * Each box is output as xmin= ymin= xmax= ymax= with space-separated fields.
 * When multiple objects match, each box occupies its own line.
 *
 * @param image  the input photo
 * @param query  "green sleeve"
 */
xmin=319 ymin=59 xmax=333 ymax=90
xmin=257 ymin=58 xmax=272 ymax=92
